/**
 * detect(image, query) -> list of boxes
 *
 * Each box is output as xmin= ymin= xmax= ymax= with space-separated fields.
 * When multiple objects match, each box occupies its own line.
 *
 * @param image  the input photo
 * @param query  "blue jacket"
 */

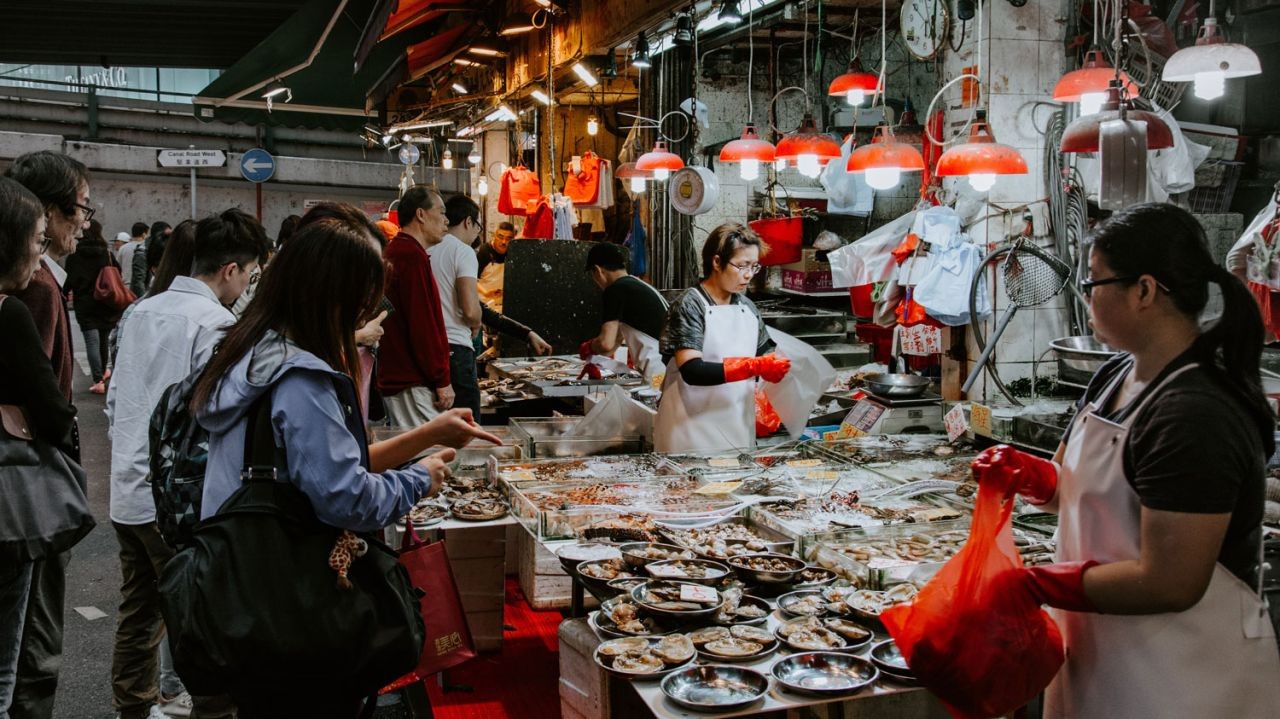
xmin=197 ymin=331 xmax=431 ymax=532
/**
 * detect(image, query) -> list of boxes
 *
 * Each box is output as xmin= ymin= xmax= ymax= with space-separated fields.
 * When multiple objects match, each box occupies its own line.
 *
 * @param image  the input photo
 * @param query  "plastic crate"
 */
xmin=1122 ymin=49 xmax=1187 ymax=112
xmin=1187 ymin=161 xmax=1243 ymax=213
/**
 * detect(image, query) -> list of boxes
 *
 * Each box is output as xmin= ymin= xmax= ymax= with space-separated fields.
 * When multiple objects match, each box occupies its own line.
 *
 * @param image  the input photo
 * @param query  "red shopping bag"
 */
xmin=881 ymin=466 xmax=1065 ymax=719
xmin=384 ymin=529 xmax=476 ymax=690
xmin=563 ymin=152 xmax=603 ymax=206
xmin=522 ymin=197 xmax=554 ymax=239
xmin=498 ymin=165 xmax=541 ymax=216
xmin=754 ymin=388 xmax=781 ymax=437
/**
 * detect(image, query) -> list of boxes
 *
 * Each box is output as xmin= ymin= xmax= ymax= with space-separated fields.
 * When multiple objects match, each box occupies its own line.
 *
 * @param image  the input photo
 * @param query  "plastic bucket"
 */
xmin=750 ymin=216 xmax=803 ymax=265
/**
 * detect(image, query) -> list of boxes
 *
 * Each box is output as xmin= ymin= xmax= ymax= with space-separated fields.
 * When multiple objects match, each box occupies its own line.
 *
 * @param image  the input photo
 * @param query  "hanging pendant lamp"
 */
xmin=1163 ymin=16 xmax=1261 ymax=101
xmin=635 ymin=141 xmax=684 ymax=181
xmin=1059 ymin=80 xmax=1175 ymax=153
xmin=935 ymin=111 xmax=1028 ymax=192
xmin=1053 ymin=49 xmax=1139 ymax=115
xmin=719 ymin=124 xmax=776 ymax=181
xmin=775 ymin=113 xmax=842 ymax=178
xmin=846 ymin=125 xmax=925 ymax=190
xmin=616 ymin=162 xmax=651 ymax=193
xmin=828 ymin=59 xmax=883 ymax=107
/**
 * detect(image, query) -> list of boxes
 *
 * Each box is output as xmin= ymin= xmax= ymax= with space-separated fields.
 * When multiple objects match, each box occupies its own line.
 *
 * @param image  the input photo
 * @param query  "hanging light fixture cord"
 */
xmin=747 ymin=1 xmax=755 ymax=124
xmin=922 ymin=0 xmax=982 ymax=146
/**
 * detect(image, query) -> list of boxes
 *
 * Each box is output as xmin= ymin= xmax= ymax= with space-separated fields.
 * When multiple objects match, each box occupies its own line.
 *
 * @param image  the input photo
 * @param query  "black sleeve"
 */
xmin=601 ymin=282 xmax=624 ymax=323
xmin=1127 ymin=386 xmax=1255 ymax=514
xmin=660 ymin=290 xmax=706 ymax=362
xmin=678 ymin=358 xmax=727 ymax=386
xmin=0 ymin=298 xmax=77 ymax=455
xmin=129 ymin=248 xmax=148 ymax=297
xmin=482 ymin=304 xmax=532 ymax=341
xmin=475 ymin=246 xmax=493 ymax=278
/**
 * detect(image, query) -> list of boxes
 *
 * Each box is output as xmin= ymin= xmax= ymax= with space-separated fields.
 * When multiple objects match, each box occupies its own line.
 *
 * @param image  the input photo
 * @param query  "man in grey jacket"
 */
xmin=107 ymin=209 xmax=268 ymax=719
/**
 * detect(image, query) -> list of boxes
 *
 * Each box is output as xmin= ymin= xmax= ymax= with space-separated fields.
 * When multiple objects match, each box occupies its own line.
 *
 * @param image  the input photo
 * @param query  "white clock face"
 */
xmin=901 ymin=0 xmax=949 ymax=61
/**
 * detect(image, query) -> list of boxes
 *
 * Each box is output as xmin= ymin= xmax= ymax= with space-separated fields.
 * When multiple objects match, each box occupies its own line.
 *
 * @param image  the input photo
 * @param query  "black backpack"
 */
xmin=148 ymin=368 xmax=209 ymax=549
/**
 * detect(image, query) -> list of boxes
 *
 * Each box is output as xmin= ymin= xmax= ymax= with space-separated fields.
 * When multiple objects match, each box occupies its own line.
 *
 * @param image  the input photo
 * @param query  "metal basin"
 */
xmin=773 ymin=652 xmax=879 ymax=697
xmin=864 ymin=373 xmax=931 ymax=399
xmin=1049 ymin=336 xmax=1117 ymax=386
xmin=661 ymin=665 xmax=770 ymax=712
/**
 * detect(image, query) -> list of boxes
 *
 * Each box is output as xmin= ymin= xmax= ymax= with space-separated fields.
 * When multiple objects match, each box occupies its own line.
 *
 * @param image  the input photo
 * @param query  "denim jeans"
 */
xmin=449 ymin=343 xmax=481 ymax=420
xmin=0 ymin=561 xmax=34 ymax=718
xmin=81 ymin=326 xmax=111 ymax=383
xmin=157 ymin=636 xmax=184 ymax=699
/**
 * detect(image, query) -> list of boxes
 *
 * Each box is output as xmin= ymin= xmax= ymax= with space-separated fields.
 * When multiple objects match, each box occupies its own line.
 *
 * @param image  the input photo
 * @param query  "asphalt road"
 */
xmin=50 ymin=316 xmax=123 ymax=719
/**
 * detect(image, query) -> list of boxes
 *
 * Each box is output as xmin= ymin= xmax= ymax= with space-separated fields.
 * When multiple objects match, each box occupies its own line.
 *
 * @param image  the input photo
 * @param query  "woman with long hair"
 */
xmin=977 ymin=203 xmax=1280 ymax=717
xmin=64 ymin=219 xmax=124 ymax=392
xmin=653 ymin=222 xmax=791 ymax=452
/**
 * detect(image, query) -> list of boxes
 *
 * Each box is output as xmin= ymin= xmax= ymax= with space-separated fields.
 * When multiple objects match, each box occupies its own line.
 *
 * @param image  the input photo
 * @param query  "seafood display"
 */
xmin=752 ymin=489 xmax=962 ymax=539
xmin=698 ymin=623 xmax=779 ymax=662
xmin=620 ymin=543 xmax=697 ymax=568
xmin=505 ymin=478 xmax=736 ymax=540
xmin=632 ymin=581 xmax=724 ymax=619
xmin=712 ymin=588 xmax=770 ymax=624
xmin=660 ymin=453 xmax=761 ymax=474
xmin=578 ymin=559 xmax=633 ymax=581
xmin=776 ymin=616 xmax=859 ymax=651
xmin=659 ymin=520 xmax=790 ymax=560
xmin=835 ymin=585 xmax=919 ymax=621
xmin=816 ymin=434 xmax=972 ymax=465
xmin=645 ymin=559 xmax=729 ymax=584
xmin=595 ymin=597 xmax=670 ymax=636
xmin=726 ymin=553 xmax=807 ymax=584
xmin=495 ymin=455 xmax=679 ymax=484
xmin=594 ymin=634 xmax=695 ymax=678
xmin=777 ymin=591 xmax=828 ymax=618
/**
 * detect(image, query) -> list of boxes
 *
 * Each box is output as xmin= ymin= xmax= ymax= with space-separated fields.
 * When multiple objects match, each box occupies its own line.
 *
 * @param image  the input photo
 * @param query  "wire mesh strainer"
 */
xmin=962 ymin=241 xmax=1073 ymax=395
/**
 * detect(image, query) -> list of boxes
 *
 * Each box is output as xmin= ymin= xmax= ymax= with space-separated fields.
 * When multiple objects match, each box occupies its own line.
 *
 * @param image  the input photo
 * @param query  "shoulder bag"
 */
xmin=93 ymin=254 xmax=137 ymax=310
xmin=159 ymin=383 xmax=425 ymax=699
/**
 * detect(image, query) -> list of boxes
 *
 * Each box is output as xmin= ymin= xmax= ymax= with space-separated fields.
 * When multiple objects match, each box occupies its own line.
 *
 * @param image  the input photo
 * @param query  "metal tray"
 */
xmin=508 ymin=417 xmax=646 ymax=458
xmin=773 ymin=652 xmax=880 ymax=697
xmin=655 ymin=516 xmax=794 ymax=560
xmin=661 ymin=665 xmax=770 ymax=712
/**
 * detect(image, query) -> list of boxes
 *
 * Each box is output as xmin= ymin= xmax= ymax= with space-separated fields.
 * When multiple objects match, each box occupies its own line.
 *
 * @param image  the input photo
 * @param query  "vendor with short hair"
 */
xmin=578 ymin=242 xmax=668 ymax=383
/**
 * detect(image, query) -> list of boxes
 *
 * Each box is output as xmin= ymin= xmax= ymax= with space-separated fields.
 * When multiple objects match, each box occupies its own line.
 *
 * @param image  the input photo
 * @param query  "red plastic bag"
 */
xmin=881 ymin=467 xmax=1065 ymax=719
xmin=754 ymin=388 xmax=781 ymax=437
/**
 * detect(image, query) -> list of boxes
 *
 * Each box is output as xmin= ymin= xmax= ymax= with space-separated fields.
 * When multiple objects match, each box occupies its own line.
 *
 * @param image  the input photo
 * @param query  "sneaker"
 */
xmin=157 ymin=693 xmax=192 ymax=718
xmin=89 ymin=381 xmax=106 ymax=395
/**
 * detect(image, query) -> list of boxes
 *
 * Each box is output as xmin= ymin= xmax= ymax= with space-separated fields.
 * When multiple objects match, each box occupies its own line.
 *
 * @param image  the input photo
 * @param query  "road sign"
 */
xmin=157 ymin=149 xmax=226 ymax=168
xmin=239 ymin=148 xmax=276 ymax=183
xmin=398 ymin=143 xmax=420 ymax=165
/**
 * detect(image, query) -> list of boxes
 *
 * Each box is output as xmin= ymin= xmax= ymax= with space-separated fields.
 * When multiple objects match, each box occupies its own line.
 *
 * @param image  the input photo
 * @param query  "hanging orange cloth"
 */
xmin=498 ymin=165 xmax=541 ymax=216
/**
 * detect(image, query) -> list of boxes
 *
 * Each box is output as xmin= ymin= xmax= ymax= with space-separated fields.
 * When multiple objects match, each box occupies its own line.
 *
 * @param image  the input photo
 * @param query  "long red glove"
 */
xmin=578 ymin=340 xmax=594 ymax=360
xmin=972 ymin=444 xmax=1058 ymax=505
xmin=1015 ymin=561 xmax=1100 ymax=613
xmin=722 ymin=354 xmax=791 ymax=383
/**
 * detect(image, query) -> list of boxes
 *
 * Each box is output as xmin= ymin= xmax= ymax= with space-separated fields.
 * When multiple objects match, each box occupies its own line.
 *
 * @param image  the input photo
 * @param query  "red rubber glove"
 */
xmin=577 ymin=362 xmax=602 ymax=381
xmin=1015 ymin=561 xmax=1100 ymax=612
xmin=971 ymin=444 xmax=1058 ymax=505
xmin=578 ymin=340 xmax=594 ymax=360
xmin=722 ymin=354 xmax=792 ymax=383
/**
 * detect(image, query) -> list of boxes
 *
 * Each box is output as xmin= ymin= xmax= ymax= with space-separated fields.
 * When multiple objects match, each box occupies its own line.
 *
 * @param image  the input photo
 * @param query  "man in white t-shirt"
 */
xmin=427 ymin=194 xmax=484 ymax=417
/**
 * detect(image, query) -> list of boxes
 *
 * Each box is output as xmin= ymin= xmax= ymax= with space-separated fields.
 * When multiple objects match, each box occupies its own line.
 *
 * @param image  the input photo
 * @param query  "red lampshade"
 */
xmin=1059 ymin=82 xmax=1175 ymax=153
xmin=846 ymin=125 xmax=925 ymax=173
xmin=1052 ymin=49 xmax=1138 ymax=103
xmin=719 ymin=124 xmax=776 ymax=163
xmin=635 ymin=141 xmax=685 ymax=173
xmin=774 ymin=114 xmax=842 ymax=165
xmin=935 ymin=113 xmax=1028 ymax=178
xmin=615 ymin=162 xmax=650 ymax=178
xmin=828 ymin=59 xmax=883 ymax=103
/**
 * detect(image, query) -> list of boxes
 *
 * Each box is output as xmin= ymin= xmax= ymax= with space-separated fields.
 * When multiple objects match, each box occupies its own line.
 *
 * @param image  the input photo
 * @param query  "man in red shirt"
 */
xmin=378 ymin=186 xmax=455 ymax=426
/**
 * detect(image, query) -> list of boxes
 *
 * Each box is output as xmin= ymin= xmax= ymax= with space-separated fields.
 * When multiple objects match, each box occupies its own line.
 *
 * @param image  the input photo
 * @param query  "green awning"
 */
xmin=192 ymin=0 xmax=414 ymax=131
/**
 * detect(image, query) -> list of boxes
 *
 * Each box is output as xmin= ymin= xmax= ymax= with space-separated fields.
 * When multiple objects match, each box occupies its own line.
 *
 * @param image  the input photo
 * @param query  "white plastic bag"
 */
xmin=827 ymin=211 xmax=917 ymax=288
xmin=566 ymin=385 xmax=655 ymax=440
xmin=763 ymin=328 xmax=836 ymax=439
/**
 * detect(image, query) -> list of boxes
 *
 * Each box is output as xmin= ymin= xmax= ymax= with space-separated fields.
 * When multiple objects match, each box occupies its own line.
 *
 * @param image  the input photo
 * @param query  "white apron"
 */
xmin=653 ymin=290 xmax=758 ymax=454
xmin=617 ymin=322 xmax=664 ymax=385
xmin=477 ymin=261 xmax=504 ymax=312
xmin=1048 ymin=361 xmax=1280 ymax=719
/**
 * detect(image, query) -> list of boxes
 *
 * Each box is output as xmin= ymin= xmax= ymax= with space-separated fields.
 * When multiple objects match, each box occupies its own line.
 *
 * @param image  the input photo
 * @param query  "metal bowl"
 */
xmin=606 ymin=576 xmax=648 ymax=593
xmin=776 ymin=589 xmax=828 ymax=618
xmin=1049 ymin=335 xmax=1117 ymax=386
xmin=574 ymin=559 xmax=636 ymax=598
xmin=594 ymin=596 xmax=676 ymax=637
xmin=774 ymin=616 xmax=872 ymax=654
xmin=660 ymin=665 xmax=770 ymax=712
xmin=556 ymin=542 xmax=622 ymax=575
xmin=619 ymin=542 xmax=698 ymax=569
xmin=712 ymin=595 xmax=772 ymax=627
xmin=863 ymin=373 xmax=932 ymax=399
xmin=645 ymin=558 xmax=731 ymax=586
xmin=631 ymin=580 xmax=726 ymax=620
xmin=773 ymin=652 xmax=880 ymax=697
xmin=593 ymin=636 xmax=697 ymax=680
xmin=792 ymin=567 xmax=839 ymax=589
xmin=725 ymin=553 xmax=807 ymax=584
xmin=869 ymin=639 xmax=913 ymax=676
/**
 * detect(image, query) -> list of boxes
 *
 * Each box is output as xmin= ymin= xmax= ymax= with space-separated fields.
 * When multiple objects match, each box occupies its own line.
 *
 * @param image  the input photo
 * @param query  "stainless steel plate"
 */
xmin=776 ymin=589 xmax=827 ymax=618
xmin=869 ymin=639 xmax=912 ymax=674
xmin=772 ymin=652 xmax=880 ymax=696
xmin=631 ymin=580 xmax=726 ymax=620
xmin=593 ymin=636 xmax=696 ymax=680
xmin=645 ymin=558 xmax=730 ymax=586
xmin=661 ymin=665 xmax=770 ymax=712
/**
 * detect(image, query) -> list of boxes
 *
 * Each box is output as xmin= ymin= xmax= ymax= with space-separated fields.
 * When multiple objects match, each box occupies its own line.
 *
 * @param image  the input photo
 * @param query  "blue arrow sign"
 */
xmin=239 ymin=148 xmax=275 ymax=183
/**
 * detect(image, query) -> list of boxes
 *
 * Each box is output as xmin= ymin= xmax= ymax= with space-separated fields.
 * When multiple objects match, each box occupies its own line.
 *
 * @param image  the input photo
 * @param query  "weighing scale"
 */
xmin=840 ymin=391 xmax=946 ymax=435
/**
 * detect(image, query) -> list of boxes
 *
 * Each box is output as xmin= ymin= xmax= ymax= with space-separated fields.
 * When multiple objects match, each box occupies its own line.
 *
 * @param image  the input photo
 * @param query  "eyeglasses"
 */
xmin=727 ymin=261 xmax=762 ymax=276
xmin=1080 ymin=274 xmax=1172 ymax=298
xmin=73 ymin=202 xmax=95 ymax=223
xmin=39 ymin=235 xmax=52 ymax=253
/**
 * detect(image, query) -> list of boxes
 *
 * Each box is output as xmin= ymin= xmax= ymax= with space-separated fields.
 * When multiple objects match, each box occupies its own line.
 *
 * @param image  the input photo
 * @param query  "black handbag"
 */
xmin=159 ymin=388 xmax=425 ymax=699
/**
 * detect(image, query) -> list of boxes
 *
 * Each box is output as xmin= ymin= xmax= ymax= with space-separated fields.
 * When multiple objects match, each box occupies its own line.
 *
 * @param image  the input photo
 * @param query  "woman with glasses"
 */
xmin=974 ymin=203 xmax=1280 ymax=718
xmin=654 ymin=222 xmax=791 ymax=453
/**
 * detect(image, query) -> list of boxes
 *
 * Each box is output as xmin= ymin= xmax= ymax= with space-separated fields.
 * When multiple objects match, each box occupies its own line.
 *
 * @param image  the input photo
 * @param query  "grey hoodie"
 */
xmin=198 ymin=331 xmax=431 ymax=532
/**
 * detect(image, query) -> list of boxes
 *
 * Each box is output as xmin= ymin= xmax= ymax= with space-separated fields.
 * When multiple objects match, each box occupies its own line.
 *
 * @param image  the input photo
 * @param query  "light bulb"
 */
xmin=797 ymin=153 xmax=821 ymax=178
xmin=467 ymin=148 xmax=481 ymax=164
xmin=864 ymin=166 xmax=902 ymax=190
xmin=477 ymin=177 xmax=489 ymax=197
xmin=653 ymin=167 xmax=670 ymax=181
xmin=774 ymin=158 xmax=788 ymax=171
xmin=968 ymin=173 xmax=997 ymax=192
xmin=739 ymin=159 xmax=760 ymax=181
xmin=846 ymin=89 xmax=865 ymax=106
xmin=587 ymin=117 xmax=599 ymax=136
xmin=442 ymin=150 xmax=454 ymax=169
xmin=1079 ymin=92 xmax=1107 ymax=116
xmin=629 ymin=175 xmax=646 ymax=193
xmin=1193 ymin=71 xmax=1226 ymax=100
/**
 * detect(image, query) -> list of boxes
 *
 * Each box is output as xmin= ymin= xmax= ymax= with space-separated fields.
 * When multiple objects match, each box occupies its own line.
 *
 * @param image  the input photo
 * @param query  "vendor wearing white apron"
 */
xmin=974 ymin=203 xmax=1280 ymax=718
xmin=476 ymin=222 xmax=513 ymax=312
xmin=653 ymin=223 xmax=791 ymax=454
xmin=579 ymin=242 xmax=669 ymax=383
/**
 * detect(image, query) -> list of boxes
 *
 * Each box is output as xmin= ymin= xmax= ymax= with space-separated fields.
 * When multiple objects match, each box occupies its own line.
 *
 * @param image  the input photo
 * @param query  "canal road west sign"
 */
xmin=157 ymin=149 xmax=227 ymax=168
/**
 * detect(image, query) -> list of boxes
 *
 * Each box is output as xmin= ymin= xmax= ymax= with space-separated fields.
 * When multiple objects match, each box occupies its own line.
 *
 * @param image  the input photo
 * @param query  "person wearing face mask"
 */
xmin=0 ymin=177 xmax=84 ymax=719
xmin=654 ymin=223 xmax=791 ymax=453
xmin=378 ymin=186 xmax=455 ymax=425
xmin=3 ymin=150 xmax=92 ymax=719
xmin=974 ymin=203 xmax=1280 ymax=718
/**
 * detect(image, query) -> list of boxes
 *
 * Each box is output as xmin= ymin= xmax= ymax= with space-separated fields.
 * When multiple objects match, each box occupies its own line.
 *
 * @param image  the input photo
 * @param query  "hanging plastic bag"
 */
xmin=754 ymin=388 xmax=781 ymax=438
xmin=826 ymin=211 xmax=917 ymax=288
xmin=762 ymin=328 xmax=836 ymax=439
xmin=881 ymin=466 xmax=1065 ymax=719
